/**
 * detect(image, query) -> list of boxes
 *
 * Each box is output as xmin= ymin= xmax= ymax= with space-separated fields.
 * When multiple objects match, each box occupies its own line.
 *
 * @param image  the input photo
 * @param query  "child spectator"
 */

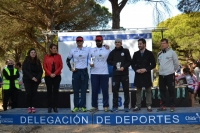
xmin=176 ymin=67 xmax=198 ymax=107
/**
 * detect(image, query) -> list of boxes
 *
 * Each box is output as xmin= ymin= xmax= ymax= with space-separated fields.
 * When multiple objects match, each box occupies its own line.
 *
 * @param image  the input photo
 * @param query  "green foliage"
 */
xmin=153 ymin=13 xmax=200 ymax=65
xmin=0 ymin=0 xmax=112 ymax=62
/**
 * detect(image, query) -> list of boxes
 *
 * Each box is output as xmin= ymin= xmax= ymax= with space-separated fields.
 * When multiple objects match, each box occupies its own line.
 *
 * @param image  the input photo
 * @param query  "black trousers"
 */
xmin=3 ymin=89 xmax=18 ymax=111
xmin=24 ymin=81 xmax=39 ymax=107
xmin=45 ymin=75 xmax=61 ymax=108
xmin=112 ymin=75 xmax=130 ymax=108
xmin=159 ymin=73 xmax=175 ymax=107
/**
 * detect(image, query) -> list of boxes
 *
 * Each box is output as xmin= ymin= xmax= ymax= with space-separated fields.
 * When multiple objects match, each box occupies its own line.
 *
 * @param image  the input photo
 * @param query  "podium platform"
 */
xmin=0 ymin=107 xmax=200 ymax=125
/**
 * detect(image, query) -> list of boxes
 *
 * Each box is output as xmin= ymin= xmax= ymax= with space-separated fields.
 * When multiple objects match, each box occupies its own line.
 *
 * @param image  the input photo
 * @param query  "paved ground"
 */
xmin=0 ymin=124 xmax=200 ymax=133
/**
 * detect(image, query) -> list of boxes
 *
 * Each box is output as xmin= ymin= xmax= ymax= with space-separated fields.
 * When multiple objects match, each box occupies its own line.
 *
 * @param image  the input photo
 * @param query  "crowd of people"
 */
xmin=1 ymin=36 xmax=199 ymax=114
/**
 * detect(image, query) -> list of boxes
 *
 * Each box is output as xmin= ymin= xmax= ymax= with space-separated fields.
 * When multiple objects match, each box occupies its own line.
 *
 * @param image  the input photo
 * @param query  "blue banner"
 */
xmin=93 ymin=112 xmax=200 ymax=125
xmin=1 ymin=107 xmax=200 ymax=125
xmin=0 ymin=114 xmax=92 ymax=125
xmin=58 ymin=33 xmax=152 ymax=42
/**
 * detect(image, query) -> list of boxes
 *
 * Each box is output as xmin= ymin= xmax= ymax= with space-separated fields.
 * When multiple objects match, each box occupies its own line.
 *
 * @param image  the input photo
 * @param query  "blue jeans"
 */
xmin=72 ymin=68 xmax=88 ymax=108
xmin=91 ymin=74 xmax=109 ymax=108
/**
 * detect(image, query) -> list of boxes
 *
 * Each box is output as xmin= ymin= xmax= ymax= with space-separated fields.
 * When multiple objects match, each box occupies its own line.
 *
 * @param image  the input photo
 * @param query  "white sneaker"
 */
xmin=147 ymin=106 xmax=152 ymax=112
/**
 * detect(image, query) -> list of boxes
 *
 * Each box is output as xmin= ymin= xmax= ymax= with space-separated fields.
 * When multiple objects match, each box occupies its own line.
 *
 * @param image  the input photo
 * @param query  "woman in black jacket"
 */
xmin=22 ymin=48 xmax=43 ymax=113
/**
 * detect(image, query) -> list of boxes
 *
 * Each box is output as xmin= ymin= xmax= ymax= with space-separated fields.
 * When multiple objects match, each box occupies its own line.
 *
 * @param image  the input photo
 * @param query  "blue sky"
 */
xmin=102 ymin=0 xmax=181 ymax=28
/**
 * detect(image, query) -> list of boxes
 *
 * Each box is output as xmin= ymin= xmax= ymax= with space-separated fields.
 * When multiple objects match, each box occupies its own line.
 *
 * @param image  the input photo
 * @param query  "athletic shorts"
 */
xmin=187 ymin=87 xmax=194 ymax=94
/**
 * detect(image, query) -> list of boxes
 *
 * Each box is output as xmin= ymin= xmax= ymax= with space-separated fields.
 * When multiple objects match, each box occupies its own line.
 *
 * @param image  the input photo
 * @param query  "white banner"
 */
xmin=58 ymin=30 xmax=152 ymax=85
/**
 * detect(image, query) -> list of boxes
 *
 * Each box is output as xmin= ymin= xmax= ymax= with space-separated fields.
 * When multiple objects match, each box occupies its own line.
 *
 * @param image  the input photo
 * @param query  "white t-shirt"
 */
xmin=89 ymin=47 xmax=110 ymax=74
xmin=67 ymin=47 xmax=90 ymax=69
xmin=194 ymin=67 xmax=200 ymax=82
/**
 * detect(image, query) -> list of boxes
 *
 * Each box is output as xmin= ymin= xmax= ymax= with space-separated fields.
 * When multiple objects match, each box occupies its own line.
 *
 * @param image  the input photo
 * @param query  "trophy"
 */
xmin=116 ymin=62 xmax=121 ymax=70
xmin=90 ymin=56 xmax=95 ymax=65
xmin=71 ymin=62 xmax=76 ymax=70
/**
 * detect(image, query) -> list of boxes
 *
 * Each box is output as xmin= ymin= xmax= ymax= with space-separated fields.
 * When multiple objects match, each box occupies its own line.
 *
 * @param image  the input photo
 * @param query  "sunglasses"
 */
xmin=96 ymin=40 xmax=101 ymax=42
xmin=76 ymin=40 xmax=83 ymax=42
xmin=115 ymin=42 xmax=121 ymax=43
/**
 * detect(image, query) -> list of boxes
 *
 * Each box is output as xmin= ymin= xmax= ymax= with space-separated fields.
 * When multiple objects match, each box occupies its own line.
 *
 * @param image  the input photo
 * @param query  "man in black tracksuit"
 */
xmin=107 ymin=38 xmax=131 ymax=112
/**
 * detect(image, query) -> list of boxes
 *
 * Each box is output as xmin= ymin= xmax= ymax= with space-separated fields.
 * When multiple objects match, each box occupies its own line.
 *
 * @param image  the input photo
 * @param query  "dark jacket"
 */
xmin=3 ymin=67 xmax=19 ymax=89
xmin=107 ymin=46 xmax=131 ymax=76
xmin=131 ymin=49 xmax=156 ymax=88
xmin=22 ymin=56 xmax=43 ymax=83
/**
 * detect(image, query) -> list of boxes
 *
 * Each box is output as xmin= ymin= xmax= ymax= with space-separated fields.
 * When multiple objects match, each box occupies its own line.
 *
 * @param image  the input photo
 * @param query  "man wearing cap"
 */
xmin=131 ymin=38 xmax=156 ymax=112
xmin=66 ymin=36 xmax=90 ymax=113
xmin=107 ymin=38 xmax=131 ymax=112
xmin=89 ymin=35 xmax=110 ymax=112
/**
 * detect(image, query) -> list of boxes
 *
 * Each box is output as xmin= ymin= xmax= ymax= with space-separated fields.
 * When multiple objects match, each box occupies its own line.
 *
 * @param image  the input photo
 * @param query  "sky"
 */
xmin=102 ymin=0 xmax=181 ymax=28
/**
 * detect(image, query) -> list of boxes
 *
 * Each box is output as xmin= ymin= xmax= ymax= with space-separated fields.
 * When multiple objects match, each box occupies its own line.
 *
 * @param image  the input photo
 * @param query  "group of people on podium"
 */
xmin=66 ymin=36 xmax=180 ymax=113
xmin=2 ymin=35 xmax=199 ymax=114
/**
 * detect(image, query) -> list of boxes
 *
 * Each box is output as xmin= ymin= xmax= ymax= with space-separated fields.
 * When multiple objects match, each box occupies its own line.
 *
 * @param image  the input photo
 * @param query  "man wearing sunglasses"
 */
xmin=107 ymin=38 xmax=131 ymax=112
xmin=66 ymin=36 xmax=90 ymax=113
xmin=89 ymin=35 xmax=110 ymax=112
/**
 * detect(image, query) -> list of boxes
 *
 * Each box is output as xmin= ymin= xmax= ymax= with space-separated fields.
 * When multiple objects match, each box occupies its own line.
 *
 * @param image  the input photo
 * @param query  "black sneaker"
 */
xmin=111 ymin=108 xmax=118 ymax=112
xmin=124 ymin=107 xmax=129 ymax=112
xmin=157 ymin=106 xmax=167 ymax=112
xmin=133 ymin=106 xmax=140 ymax=111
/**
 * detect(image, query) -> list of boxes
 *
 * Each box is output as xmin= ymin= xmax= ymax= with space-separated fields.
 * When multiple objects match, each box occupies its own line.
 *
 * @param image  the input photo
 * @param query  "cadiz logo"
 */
xmin=185 ymin=113 xmax=200 ymax=122
xmin=0 ymin=116 xmax=13 ymax=123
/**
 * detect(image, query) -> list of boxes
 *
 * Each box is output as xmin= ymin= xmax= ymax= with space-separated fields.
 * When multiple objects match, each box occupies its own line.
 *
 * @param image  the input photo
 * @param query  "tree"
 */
xmin=0 ymin=0 xmax=112 ymax=55
xmin=177 ymin=0 xmax=200 ymax=13
xmin=153 ymin=13 xmax=200 ymax=64
xmin=96 ymin=0 xmax=171 ymax=29
xmin=0 ymin=19 xmax=35 ymax=62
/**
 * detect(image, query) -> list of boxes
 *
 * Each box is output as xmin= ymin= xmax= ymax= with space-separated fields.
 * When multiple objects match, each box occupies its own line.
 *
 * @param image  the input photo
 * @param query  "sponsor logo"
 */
xmin=0 ymin=115 xmax=14 ymax=124
xmin=185 ymin=113 xmax=200 ymax=123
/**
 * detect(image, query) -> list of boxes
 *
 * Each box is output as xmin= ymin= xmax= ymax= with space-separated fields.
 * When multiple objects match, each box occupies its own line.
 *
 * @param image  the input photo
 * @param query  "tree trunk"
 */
xmin=110 ymin=0 xmax=128 ymax=29
xmin=13 ymin=49 xmax=21 ymax=63
xmin=45 ymin=0 xmax=55 ymax=52
xmin=111 ymin=2 xmax=120 ymax=29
